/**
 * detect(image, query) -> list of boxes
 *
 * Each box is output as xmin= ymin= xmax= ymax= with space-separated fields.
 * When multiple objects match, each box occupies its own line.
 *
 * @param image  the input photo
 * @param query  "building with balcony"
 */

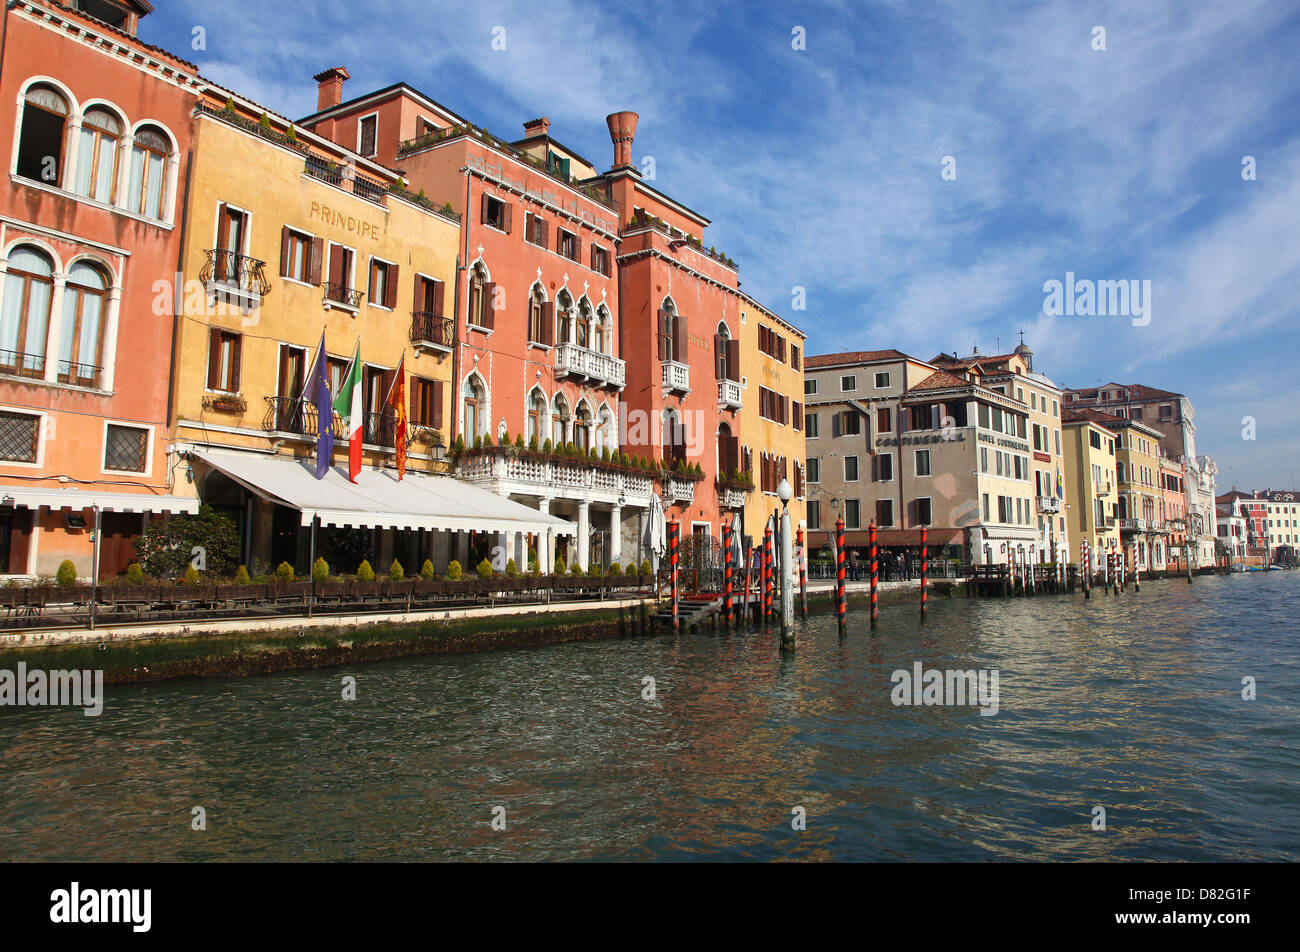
xmin=0 ymin=0 xmax=201 ymax=578
xmin=1061 ymin=408 xmax=1121 ymax=570
xmin=169 ymin=83 xmax=509 ymax=577
xmin=1099 ymin=414 xmax=1166 ymax=571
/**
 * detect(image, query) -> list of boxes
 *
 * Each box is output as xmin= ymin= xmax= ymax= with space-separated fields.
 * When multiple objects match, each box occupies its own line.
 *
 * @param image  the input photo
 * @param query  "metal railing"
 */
xmin=304 ymin=155 xmax=389 ymax=207
xmin=0 ymin=348 xmax=45 ymax=379
xmin=263 ymin=395 xmax=337 ymax=438
xmin=57 ymin=358 xmax=102 ymax=388
xmin=201 ymin=248 xmax=271 ymax=297
xmin=411 ymin=311 xmax=454 ymax=349
xmin=324 ymin=282 xmax=363 ymax=308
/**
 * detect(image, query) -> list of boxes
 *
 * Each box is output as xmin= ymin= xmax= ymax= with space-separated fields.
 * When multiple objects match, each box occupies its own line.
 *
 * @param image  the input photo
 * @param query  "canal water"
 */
xmin=1 ymin=572 xmax=1297 ymax=861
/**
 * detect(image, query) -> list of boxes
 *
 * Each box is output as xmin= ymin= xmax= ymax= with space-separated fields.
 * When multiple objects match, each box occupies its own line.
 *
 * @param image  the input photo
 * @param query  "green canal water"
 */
xmin=1 ymin=572 xmax=1297 ymax=861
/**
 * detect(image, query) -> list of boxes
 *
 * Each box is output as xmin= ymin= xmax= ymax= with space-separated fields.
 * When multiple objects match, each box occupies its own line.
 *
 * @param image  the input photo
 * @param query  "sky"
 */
xmin=144 ymin=0 xmax=1300 ymax=490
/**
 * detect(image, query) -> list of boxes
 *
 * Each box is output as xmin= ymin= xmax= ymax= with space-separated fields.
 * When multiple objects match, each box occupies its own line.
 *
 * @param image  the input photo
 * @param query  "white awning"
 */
xmin=0 ymin=485 xmax=198 ymax=514
xmin=191 ymin=450 xmax=574 ymax=536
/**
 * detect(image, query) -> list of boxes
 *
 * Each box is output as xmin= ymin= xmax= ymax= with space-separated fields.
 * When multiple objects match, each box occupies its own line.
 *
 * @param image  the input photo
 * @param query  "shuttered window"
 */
xmin=206 ymin=328 xmax=241 ymax=393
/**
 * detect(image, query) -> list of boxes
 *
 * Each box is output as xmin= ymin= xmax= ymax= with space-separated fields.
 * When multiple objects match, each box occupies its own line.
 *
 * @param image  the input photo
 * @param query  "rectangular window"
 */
xmin=915 ymin=497 xmax=932 ymax=526
xmin=206 ymin=329 xmax=241 ymax=393
xmin=591 ymin=244 xmax=610 ymax=276
xmin=281 ymin=228 xmax=311 ymax=282
xmin=805 ymin=413 xmax=819 ymax=438
xmin=483 ymin=195 xmax=507 ymax=231
xmin=874 ymin=371 xmax=890 ymax=389
xmin=368 ymin=258 xmax=396 ymax=307
xmin=326 ymin=243 xmax=356 ymax=303
xmin=411 ymin=377 xmax=443 ymax=428
xmin=978 ymin=403 xmax=990 ymax=429
xmin=877 ymin=407 xmax=891 ymax=433
xmin=915 ymin=449 xmax=931 ymax=476
xmin=875 ymin=499 xmax=894 ymax=527
xmin=558 ymin=229 xmax=578 ymax=261
xmin=358 ymin=115 xmax=377 ymax=157
xmin=525 ymin=212 xmax=548 ymax=248
xmin=980 ymin=446 xmax=989 ymax=473
xmin=104 ymin=423 xmax=148 ymax=473
xmin=840 ymin=375 xmax=856 ymax=392
xmin=845 ymin=499 xmax=861 ymax=530
xmin=804 ymin=378 xmax=818 ymax=395
xmin=998 ymin=496 xmax=1011 ymax=523
xmin=807 ymin=499 xmax=821 ymax=530
xmin=843 ymin=411 xmax=861 ymax=435
xmin=1055 ymin=429 xmax=1061 ymax=456
xmin=876 ymin=453 xmax=893 ymax=482
xmin=0 ymin=410 xmax=40 ymax=463
xmin=982 ymin=493 xmax=990 ymax=521
xmin=844 ymin=455 xmax=859 ymax=482
xmin=807 ymin=457 xmax=820 ymax=483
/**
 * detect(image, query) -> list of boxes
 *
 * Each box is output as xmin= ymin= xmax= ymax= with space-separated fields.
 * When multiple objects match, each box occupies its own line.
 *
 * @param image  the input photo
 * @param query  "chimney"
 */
xmin=605 ymin=111 xmax=638 ymax=169
xmin=313 ymin=66 xmax=350 ymax=111
xmin=523 ymin=116 xmax=550 ymax=137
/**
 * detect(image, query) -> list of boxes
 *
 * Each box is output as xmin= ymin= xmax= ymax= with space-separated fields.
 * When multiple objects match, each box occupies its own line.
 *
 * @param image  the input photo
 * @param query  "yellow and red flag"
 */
xmin=386 ymin=353 xmax=408 ymax=480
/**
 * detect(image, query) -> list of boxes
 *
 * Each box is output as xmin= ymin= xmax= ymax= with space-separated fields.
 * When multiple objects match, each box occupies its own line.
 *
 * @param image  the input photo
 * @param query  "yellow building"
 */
xmin=735 ymin=293 xmax=806 ymax=544
xmin=1104 ymin=417 xmax=1166 ymax=571
xmin=1061 ymin=408 xmax=1120 ymax=572
xmin=169 ymin=87 xmax=567 ymax=576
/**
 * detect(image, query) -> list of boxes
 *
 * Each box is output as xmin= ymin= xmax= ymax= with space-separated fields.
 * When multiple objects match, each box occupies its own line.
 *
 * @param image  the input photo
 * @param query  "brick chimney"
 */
xmin=523 ymin=116 xmax=550 ymax=137
xmin=605 ymin=111 xmax=638 ymax=169
xmin=313 ymin=66 xmax=350 ymax=111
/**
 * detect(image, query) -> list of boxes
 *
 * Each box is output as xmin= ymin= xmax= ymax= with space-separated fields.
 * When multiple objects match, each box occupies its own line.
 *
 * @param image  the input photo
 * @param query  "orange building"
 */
xmin=0 ymin=0 xmax=199 ymax=578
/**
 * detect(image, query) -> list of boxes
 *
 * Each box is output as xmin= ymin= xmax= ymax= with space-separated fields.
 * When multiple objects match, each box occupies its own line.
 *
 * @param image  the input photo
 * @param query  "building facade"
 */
xmin=1061 ymin=408 xmax=1120 ymax=572
xmin=1104 ymin=416 xmax=1166 ymax=571
xmin=0 ymin=0 xmax=200 ymax=578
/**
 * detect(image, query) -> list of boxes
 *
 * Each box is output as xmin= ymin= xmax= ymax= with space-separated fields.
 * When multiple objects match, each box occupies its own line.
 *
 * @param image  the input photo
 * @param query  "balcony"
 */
xmin=661 ymin=360 xmax=690 ymax=395
xmin=263 ymin=396 xmax=336 ymax=440
xmin=1103 ymin=516 xmax=1117 ymax=529
xmin=665 ymin=476 xmax=696 ymax=504
xmin=1119 ymin=518 xmax=1148 ymax=533
xmin=202 ymin=249 xmax=270 ymax=311
xmin=411 ymin=311 xmax=454 ymax=353
xmin=718 ymin=378 xmax=742 ymax=410
xmin=0 ymin=348 xmax=45 ymax=381
xmin=456 ymin=448 xmax=653 ymax=506
xmin=555 ymin=342 xmax=626 ymax=389
xmin=720 ymin=487 xmax=747 ymax=509
xmin=1036 ymin=495 xmax=1061 ymax=513
xmin=324 ymin=282 xmax=363 ymax=311
xmin=304 ymin=155 xmax=388 ymax=207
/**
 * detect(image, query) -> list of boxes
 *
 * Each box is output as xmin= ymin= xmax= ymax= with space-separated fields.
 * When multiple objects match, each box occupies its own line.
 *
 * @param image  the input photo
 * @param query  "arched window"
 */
xmin=556 ymin=290 xmax=572 ymax=345
xmin=595 ymin=305 xmax=611 ymax=354
xmin=127 ymin=125 xmax=170 ymax=218
xmin=596 ymin=405 xmax=615 ymax=454
xmin=662 ymin=408 xmax=684 ymax=467
xmin=467 ymin=264 xmax=488 ymax=327
xmin=59 ymin=261 xmax=107 ymax=387
xmin=574 ymin=403 xmax=592 ymax=453
xmin=717 ymin=321 xmax=732 ymax=380
xmin=552 ymin=394 xmax=570 ymax=447
xmin=16 ymin=84 xmax=69 ymax=184
xmin=717 ymin=421 xmax=737 ymax=478
xmin=1117 ymin=461 xmax=1126 ymax=484
xmin=462 ymin=375 xmax=484 ymax=438
xmin=527 ymin=284 xmax=545 ymax=344
xmin=659 ymin=299 xmax=679 ymax=362
xmin=0 ymin=246 xmax=55 ymax=378
xmin=74 ymin=107 xmax=122 ymax=203
xmin=526 ymin=389 xmax=546 ymax=445
xmin=576 ymin=297 xmax=592 ymax=349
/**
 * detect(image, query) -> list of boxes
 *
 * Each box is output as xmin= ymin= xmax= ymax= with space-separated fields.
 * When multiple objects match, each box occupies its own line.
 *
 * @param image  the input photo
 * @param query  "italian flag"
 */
xmin=333 ymin=340 xmax=363 ymax=482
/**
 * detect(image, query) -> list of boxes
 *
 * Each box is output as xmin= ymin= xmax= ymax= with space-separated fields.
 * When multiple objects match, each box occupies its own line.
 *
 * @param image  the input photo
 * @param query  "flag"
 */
xmin=385 ymin=353 xmax=408 ymax=480
xmin=308 ymin=330 xmax=333 ymax=479
xmin=1056 ymin=468 xmax=1063 ymax=497
xmin=333 ymin=340 xmax=363 ymax=483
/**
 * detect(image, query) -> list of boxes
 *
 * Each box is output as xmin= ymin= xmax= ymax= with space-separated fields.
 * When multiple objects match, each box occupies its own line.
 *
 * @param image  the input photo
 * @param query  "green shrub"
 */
xmin=357 ymin=560 xmax=375 ymax=582
xmin=56 ymin=560 xmax=78 ymax=587
xmin=505 ymin=558 xmax=518 ymax=577
xmin=134 ymin=504 xmax=240 ymax=578
xmin=126 ymin=562 xmax=145 ymax=585
xmin=258 ymin=111 xmax=271 ymax=129
xmin=473 ymin=435 xmax=482 ymax=449
xmin=275 ymin=561 xmax=295 ymax=583
xmin=553 ymin=555 xmax=566 ymax=575
xmin=600 ymin=446 xmax=610 ymax=463
xmin=542 ymin=438 xmax=553 ymax=453
xmin=420 ymin=559 xmax=435 ymax=580
xmin=447 ymin=560 xmax=462 ymax=580
xmin=483 ymin=431 xmax=494 ymax=448
xmin=570 ymin=562 xmax=584 ymax=576
xmin=476 ymin=558 xmax=494 ymax=580
xmin=640 ymin=558 xmax=653 ymax=576
xmin=527 ymin=435 xmax=537 ymax=451
xmin=389 ymin=559 xmax=404 ymax=581
xmin=312 ymin=557 xmax=330 ymax=583
xmin=516 ymin=433 xmax=525 ymax=449
xmin=183 ymin=564 xmax=200 ymax=584
xmin=608 ymin=562 xmax=622 ymax=576
xmin=588 ymin=563 xmax=603 ymax=576
xmin=235 ymin=565 xmax=251 ymax=585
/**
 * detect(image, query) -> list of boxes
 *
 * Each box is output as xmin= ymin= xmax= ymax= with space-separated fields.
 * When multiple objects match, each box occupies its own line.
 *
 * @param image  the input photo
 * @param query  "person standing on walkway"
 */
xmin=848 ymin=549 xmax=859 ymax=581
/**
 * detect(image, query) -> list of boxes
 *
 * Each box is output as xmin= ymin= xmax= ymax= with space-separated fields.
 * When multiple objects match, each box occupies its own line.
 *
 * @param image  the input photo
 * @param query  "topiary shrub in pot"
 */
xmin=357 ymin=560 xmax=375 ymax=582
xmin=447 ymin=560 xmax=462 ymax=581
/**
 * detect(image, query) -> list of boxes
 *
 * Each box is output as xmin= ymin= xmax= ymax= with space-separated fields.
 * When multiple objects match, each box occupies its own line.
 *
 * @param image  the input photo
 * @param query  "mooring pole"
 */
xmin=762 ymin=525 xmax=772 ymax=625
xmin=669 ymin=519 xmax=679 ymax=632
xmin=869 ymin=522 xmax=879 ymax=628
xmin=1082 ymin=540 xmax=1091 ymax=599
xmin=780 ymin=505 xmax=794 ymax=649
xmin=307 ymin=515 xmax=317 ymax=619
xmin=836 ymin=517 xmax=847 ymax=632
xmin=722 ymin=521 xmax=733 ymax=628
xmin=797 ymin=527 xmax=808 ymax=619
xmin=1134 ymin=554 xmax=1141 ymax=592
xmin=920 ymin=525 xmax=929 ymax=620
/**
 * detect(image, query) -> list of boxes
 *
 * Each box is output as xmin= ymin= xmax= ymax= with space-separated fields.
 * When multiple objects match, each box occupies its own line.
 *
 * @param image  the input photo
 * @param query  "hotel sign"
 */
xmin=978 ymin=432 xmax=1030 ymax=453
xmin=876 ymin=433 xmax=965 ymax=447
xmin=309 ymin=201 xmax=381 ymax=241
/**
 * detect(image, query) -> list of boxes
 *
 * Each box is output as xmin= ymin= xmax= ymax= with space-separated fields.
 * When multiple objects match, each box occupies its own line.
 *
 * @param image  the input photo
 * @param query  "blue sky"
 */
xmin=146 ymin=0 xmax=1300 ymax=489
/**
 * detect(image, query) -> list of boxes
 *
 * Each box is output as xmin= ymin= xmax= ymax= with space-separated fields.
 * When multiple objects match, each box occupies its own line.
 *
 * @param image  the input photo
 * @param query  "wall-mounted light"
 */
xmin=185 ymin=463 xmax=195 ymax=484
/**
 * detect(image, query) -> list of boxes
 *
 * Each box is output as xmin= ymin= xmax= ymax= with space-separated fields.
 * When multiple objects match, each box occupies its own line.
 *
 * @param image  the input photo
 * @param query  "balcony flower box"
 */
xmin=203 ymin=394 xmax=248 ymax=415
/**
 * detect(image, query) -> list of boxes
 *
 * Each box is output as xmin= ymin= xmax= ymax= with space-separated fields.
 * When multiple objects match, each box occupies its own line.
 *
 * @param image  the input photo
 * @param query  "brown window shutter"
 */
xmin=573 ymin=234 xmax=582 ymax=264
xmin=540 ymin=219 xmax=548 ymax=249
xmin=280 ymin=225 xmax=292 ymax=278
xmin=327 ymin=243 xmax=344 ymax=286
xmin=207 ymin=328 xmax=221 ymax=389
xmin=671 ymin=314 xmax=683 ymax=361
xmin=409 ymin=379 xmax=419 ymax=420
xmin=714 ymin=334 xmax=724 ymax=380
xmin=308 ymin=237 xmax=323 ymax=285
xmin=432 ymin=279 xmax=445 ymax=317
xmin=215 ymin=202 xmax=229 ymax=248
xmin=541 ymin=302 xmax=554 ymax=345
xmin=413 ymin=276 xmax=424 ymax=314
xmin=384 ymin=263 xmax=399 ymax=309
xmin=502 ymin=201 xmax=512 ymax=234
xmin=480 ymin=193 xmax=490 ymax=224
xmin=231 ymin=335 xmax=242 ymax=392
xmin=432 ymin=380 xmax=444 ymax=429
xmin=482 ymin=282 xmax=496 ymax=329
xmin=657 ymin=308 xmax=669 ymax=361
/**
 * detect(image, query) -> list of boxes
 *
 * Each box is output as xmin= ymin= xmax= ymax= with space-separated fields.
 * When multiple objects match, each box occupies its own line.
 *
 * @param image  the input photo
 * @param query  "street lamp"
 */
xmin=777 ymin=479 xmax=794 ymax=642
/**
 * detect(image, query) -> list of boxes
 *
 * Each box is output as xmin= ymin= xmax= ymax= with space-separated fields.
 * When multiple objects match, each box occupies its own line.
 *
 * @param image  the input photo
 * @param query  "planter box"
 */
xmin=314 ymin=581 xmax=351 ymax=600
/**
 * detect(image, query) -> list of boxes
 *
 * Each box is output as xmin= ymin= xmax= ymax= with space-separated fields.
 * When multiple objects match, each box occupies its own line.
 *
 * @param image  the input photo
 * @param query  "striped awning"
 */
xmin=0 ymin=485 xmax=198 ymax=514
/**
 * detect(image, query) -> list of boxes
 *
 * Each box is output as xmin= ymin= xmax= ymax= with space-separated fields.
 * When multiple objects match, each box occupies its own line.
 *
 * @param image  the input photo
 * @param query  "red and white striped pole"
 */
xmin=1082 ymin=539 xmax=1091 ymax=599
xmin=835 ymin=517 xmax=847 ymax=632
xmin=722 ymin=520 xmax=733 ymax=628
xmin=669 ymin=519 xmax=680 ymax=631
xmin=870 ymin=522 xmax=879 ymax=628
xmin=796 ymin=527 xmax=807 ymax=619
xmin=762 ymin=525 xmax=773 ymax=625
xmin=920 ymin=525 xmax=929 ymax=620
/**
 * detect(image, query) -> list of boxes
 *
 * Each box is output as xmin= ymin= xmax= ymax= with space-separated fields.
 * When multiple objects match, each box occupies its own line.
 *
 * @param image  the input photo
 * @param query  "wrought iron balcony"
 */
xmin=0 ymin=348 xmax=45 ymax=380
xmin=1036 ymin=495 xmax=1061 ymax=513
xmin=718 ymin=378 xmax=742 ymax=410
xmin=555 ymin=342 xmax=626 ymax=389
xmin=411 ymin=311 xmax=454 ymax=352
xmin=324 ymin=282 xmax=363 ymax=310
xmin=304 ymin=155 xmax=388 ymax=207
xmin=1119 ymin=518 xmax=1148 ymax=533
xmin=364 ymin=410 xmax=397 ymax=448
xmin=263 ymin=395 xmax=338 ymax=439
xmin=57 ymin=358 xmax=102 ymax=389
xmin=201 ymin=249 xmax=271 ymax=301
xmin=661 ymin=359 xmax=690 ymax=394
